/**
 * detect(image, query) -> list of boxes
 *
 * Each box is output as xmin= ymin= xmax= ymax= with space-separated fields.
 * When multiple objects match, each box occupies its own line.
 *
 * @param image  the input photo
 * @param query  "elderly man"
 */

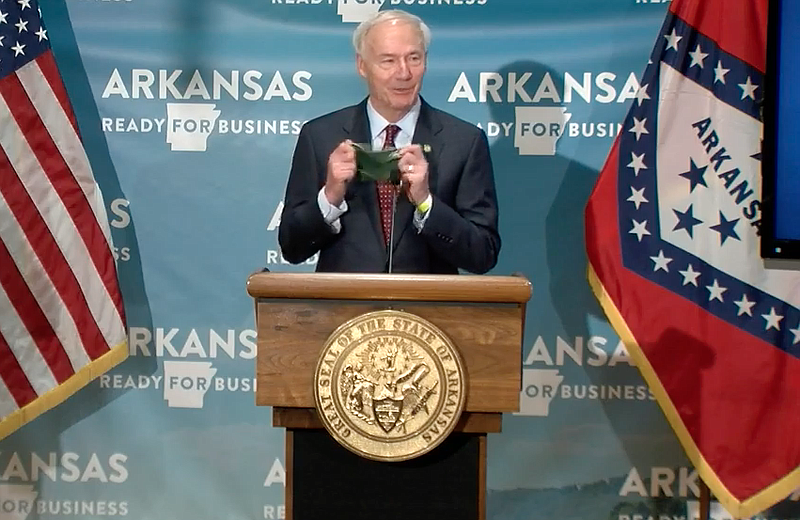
xmin=278 ymin=9 xmax=500 ymax=274
xmin=276 ymin=11 xmax=499 ymax=520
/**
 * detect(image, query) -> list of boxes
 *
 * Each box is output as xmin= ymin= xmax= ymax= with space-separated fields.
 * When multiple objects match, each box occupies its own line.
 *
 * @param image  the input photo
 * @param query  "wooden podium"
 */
xmin=247 ymin=272 xmax=531 ymax=520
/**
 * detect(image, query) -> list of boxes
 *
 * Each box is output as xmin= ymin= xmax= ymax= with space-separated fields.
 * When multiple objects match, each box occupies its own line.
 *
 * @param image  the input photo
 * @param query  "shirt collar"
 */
xmin=366 ymin=97 xmax=421 ymax=143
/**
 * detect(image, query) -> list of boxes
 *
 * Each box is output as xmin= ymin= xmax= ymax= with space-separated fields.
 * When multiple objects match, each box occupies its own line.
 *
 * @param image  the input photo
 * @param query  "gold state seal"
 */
xmin=313 ymin=310 xmax=466 ymax=462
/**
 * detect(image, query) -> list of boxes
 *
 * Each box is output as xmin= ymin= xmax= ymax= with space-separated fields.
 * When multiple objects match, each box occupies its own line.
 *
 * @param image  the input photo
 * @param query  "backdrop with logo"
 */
xmin=2 ymin=1 xmax=798 ymax=519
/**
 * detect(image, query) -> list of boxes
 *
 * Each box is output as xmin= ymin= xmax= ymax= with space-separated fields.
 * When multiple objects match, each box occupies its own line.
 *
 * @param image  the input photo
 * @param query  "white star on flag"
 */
xmin=790 ymin=324 xmax=800 ymax=345
xmin=650 ymin=250 xmax=672 ymax=272
xmin=679 ymin=264 xmax=701 ymax=286
xmin=734 ymin=294 xmax=756 ymax=317
xmin=714 ymin=60 xmax=729 ymax=83
xmin=739 ymin=76 xmax=758 ymax=100
xmin=628 ymin=152 xmax=647 ymax=176
xmin=14 ymin=16 xmax=26 ymax=32
xmin=10 ymin=39 xmax=23 ymax=56
xmin=762 ymin=307 xmax=784 ymax=331
xmin=664 ymin=28 xmax=683 ymax=51
xmin=706 ymin=279 xmax=727 ymax=302
xmin=635 ymin=84 xmax=651 ymax=106
xmin=627 ymin=187 xmax=648 ymax=209
xmin=629 ymin=220 xmax=650 ymax=242
xmin=689 ymin=44 xmax=708 ymax=68
xmin=629 ymin=117 xmax=649 ymax=141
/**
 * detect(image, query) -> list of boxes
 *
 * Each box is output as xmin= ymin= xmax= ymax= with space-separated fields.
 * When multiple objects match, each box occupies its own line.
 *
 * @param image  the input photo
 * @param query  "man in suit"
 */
xmin=278 ymin=9 xmax=500 ymax=274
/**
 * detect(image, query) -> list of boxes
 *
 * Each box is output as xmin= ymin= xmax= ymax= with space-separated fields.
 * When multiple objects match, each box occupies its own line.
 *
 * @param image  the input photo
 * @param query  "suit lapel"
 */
xmin=391 ymin=98 xmax=444 ymax=251
xmin=345 ymin=100 xmax=386 ymax=252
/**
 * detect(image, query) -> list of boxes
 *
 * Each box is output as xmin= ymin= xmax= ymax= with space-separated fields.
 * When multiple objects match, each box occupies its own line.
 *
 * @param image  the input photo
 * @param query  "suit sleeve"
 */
xmin=419 ymin=129 xmax=501 ymax=274
xmin=278 ymin=125 xmax=339 ymax=264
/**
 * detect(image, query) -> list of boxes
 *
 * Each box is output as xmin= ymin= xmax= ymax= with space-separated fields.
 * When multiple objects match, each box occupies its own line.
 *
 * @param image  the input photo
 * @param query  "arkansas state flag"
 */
xmin=585 ymin=0 xmax=800 ymax=517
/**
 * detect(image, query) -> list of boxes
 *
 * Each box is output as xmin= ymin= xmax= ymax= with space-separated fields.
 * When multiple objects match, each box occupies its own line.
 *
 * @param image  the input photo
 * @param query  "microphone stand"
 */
xmin=387 ymin=180 xmax=402 ymax=274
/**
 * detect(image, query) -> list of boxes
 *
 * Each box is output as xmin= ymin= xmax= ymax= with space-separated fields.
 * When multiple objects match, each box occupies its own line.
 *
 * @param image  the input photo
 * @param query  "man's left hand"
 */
xmin=398 ymin=145 xmax=430 ymax=205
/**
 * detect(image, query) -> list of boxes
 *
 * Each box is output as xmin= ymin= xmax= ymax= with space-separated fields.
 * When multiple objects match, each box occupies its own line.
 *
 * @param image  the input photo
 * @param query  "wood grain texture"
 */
xmin=273 ymin=407 xmax=502 ymax=433
xmin=256 ymin=300 xmax=524 ymax=412
xmin=247 ymin=272 xmax=531 ymax=303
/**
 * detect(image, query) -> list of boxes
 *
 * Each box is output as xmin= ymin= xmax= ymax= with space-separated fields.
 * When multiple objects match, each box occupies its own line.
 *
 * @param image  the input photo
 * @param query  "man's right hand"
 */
xmin=324 ymin=140 xmax=356 ymax=206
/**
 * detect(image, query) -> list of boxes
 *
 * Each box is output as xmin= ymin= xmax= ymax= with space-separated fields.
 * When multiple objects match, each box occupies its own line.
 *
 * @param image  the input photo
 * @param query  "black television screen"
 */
xmin=761 ymin=0 xmax=800 ymax=259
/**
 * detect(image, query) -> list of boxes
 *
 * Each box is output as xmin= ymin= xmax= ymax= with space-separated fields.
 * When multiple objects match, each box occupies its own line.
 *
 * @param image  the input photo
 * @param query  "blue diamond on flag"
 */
xmin=617 ymin=14 xmax=800 ymax=357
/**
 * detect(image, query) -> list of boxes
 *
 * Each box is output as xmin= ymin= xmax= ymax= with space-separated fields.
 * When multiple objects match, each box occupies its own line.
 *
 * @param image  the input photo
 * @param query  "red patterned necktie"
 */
xmin=377 ymin=124 xmax=400 ymax=247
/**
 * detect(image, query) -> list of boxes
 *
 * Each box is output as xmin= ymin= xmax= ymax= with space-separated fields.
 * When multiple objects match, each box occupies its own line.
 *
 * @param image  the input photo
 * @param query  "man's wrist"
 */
xmin=318 ymin=187 xmax=347 ymax=229
xmin=323 ymin=184 xmax=345 ymax=207
xmin=416 ymin=194 xmax=432 ymax=214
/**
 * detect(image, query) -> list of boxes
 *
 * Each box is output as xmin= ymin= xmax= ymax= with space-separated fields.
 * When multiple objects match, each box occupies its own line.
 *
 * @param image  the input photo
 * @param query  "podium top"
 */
xmin=246 ymin=272 xmax=531 ymax=303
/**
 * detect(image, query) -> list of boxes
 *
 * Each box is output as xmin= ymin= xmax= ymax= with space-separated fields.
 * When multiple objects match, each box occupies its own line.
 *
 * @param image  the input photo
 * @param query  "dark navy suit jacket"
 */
xmin=278 ymin=97 xmax=500 ymax=274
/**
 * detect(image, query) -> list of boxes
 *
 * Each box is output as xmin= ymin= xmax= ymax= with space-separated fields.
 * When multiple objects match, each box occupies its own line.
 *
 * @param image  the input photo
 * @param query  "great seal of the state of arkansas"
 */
xmin=313 ymin=309 xmax=467 ymax=462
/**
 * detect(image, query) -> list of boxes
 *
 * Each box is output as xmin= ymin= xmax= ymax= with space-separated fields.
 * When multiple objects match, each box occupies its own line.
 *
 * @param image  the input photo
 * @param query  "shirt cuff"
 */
xmin=318 ymin=187 xmax=348 ymax=233
xmin=412 ymin=195 xmax=433 ymax=232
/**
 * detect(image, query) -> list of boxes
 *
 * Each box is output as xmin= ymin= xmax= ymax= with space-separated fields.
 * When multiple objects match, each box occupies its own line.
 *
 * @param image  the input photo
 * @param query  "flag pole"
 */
xmin=699 ymin=479 xmax=711 ymax=520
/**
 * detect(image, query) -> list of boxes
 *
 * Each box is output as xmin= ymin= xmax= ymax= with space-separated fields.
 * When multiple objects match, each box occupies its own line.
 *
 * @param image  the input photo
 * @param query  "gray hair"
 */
xmin=352 ymin=10 xmax=431 ymax=56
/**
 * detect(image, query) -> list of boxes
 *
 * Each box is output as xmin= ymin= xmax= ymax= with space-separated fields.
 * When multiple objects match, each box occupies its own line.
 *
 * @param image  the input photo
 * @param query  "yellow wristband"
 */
xmin=416 ymin=197 xmax=432 ymax=214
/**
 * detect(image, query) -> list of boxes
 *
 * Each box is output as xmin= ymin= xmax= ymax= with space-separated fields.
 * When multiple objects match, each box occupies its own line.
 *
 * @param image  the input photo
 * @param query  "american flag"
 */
xmin=586 ymin=0 xmax=800 ymax=517
xmin=0 ymin=0 xmax=127 ymax=439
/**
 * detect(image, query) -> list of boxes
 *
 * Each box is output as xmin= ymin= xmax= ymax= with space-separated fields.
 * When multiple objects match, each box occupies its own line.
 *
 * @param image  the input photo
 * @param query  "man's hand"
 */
xmin=324 ymin=140 xmax=356 ymax=206
xmin=398 ymin=145 xmax=430 ymax=205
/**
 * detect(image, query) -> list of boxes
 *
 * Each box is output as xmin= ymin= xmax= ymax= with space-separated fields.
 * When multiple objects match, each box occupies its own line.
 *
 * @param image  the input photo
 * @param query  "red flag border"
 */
xmin=587 ymin=264 xmax=800 ymax=519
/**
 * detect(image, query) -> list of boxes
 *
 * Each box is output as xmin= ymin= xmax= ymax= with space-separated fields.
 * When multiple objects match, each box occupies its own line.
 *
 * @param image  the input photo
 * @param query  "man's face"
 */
xmin=357 ymin=20 xmax=426 ymax=122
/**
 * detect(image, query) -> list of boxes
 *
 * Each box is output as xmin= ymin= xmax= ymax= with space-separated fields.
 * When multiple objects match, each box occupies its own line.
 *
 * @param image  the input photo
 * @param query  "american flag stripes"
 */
xmin=0 ymin=0 xmax=127 ymax=439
